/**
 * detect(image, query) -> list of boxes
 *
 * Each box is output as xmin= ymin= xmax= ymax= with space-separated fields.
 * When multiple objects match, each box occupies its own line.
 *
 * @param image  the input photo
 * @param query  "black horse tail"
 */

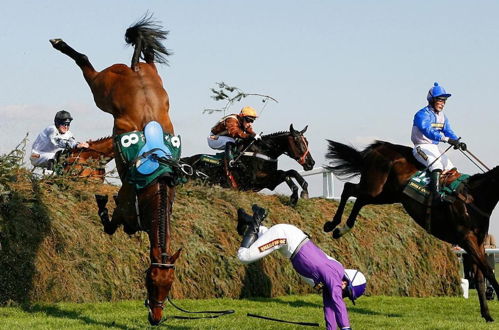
xmin=325 ymin=140 xmax=364 ymax=180
xmin=125 ymin=14 xmax=171 ymax=69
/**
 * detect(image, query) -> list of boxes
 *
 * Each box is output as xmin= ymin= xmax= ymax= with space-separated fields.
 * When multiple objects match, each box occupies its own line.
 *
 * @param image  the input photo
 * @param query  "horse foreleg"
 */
xmin=283 ymin=176 xmax=299 ymax=206
xmin=461 ymin=238 xmax=495 ymax=322
xmin=95 ymin=184 xmax=138 ymax=235
xmin=49 ymin=39 xmax=98 ymax=83
xmin=95 ymin=194 xmax=118 ymax=235
xmin=324 ymin=182 xmax=358 ymax=232
xmin=283 ymin=169 xmax=309 ymax=199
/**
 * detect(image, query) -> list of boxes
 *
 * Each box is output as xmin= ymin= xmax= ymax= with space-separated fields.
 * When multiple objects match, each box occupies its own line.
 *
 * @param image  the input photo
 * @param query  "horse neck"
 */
xmin=257 ymin=133 xmax=289 ymax=158
xmin=147 ymin=180 xmax=172 ymax=264
xmin=89 ymin=138 xmax=114 ymax=154
xmin=468 ymin=166 xmax=499 ymax=215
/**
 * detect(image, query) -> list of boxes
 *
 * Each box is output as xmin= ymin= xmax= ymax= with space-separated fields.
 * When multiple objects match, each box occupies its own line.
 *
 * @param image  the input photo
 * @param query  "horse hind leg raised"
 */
xmin=50 ymin=39 xmax=99 ymax=83
xmin=323 ymin=182 xmax=360 ymax=233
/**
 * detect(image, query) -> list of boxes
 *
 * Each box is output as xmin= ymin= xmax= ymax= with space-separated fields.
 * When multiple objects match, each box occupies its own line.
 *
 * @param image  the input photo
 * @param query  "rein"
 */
xmin=460 ymin=149 xmax=490 ymax=172
xmin=167 ymin=296 xmax=235 ymax=319
xmin=247 ymin=313 xmax=319 ymax=327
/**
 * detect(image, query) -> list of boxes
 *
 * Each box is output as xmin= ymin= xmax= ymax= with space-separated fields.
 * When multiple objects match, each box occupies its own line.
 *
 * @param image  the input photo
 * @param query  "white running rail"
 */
xmin=299 ymin=167 xmax=335 ymax=199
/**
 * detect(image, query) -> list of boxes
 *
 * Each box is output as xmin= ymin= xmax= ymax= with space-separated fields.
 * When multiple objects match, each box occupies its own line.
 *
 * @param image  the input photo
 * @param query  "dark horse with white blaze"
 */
xmin=51 ymin=16 xmax=181 ymax=325
xmin=322 ymin=139 xmax=499 ymax=322
xmin=181 ymin=125 xmax=315 ymax=206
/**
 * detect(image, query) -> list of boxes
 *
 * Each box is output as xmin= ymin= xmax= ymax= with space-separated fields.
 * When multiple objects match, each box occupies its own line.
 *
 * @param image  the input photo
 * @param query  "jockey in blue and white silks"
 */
xmin=237 ymin=205 xmax=366 ymax=330
xmin=411 ymin=82 xmax=467 ymax=201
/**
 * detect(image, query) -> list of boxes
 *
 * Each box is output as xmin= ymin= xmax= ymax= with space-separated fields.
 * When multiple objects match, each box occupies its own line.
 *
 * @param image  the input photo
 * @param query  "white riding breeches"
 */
xmin=30 ymin=152 xmax=56 ymax=168
xmin=207 ymin=135 xmax=235 ymax=150
xmin=412 ymin=143 xmax=455 ymax=172
xmin=237 ymin=224 xmax=308 ymax=263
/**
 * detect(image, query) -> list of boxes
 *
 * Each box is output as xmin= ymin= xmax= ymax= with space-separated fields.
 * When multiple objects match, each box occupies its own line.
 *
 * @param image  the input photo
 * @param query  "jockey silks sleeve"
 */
xmin=32 ymin=125 xmax=77 ymax=153
xmin=411 ymin=106 xmax=458 ymax=145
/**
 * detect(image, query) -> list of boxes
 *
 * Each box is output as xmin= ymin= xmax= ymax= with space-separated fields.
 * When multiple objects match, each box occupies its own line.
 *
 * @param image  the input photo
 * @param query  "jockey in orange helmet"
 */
xmin=207 ymin=106 xmax=261 ymax=168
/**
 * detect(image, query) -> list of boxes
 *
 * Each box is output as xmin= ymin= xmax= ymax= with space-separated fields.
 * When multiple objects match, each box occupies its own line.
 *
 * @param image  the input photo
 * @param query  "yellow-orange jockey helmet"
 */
xmin=239 ymin=106 xmax=258 ymax=118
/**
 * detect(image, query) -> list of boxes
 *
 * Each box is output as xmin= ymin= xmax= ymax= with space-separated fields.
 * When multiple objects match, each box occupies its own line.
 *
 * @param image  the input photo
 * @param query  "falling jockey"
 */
xmin=236 ymin=204 xmax=366 ymax=330
xmin=411 ymin=82 xmax=467 ymax=201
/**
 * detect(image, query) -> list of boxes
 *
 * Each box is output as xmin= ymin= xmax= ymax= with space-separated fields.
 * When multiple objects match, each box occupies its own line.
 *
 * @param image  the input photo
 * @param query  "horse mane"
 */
xmin=263 ymin=131 xmax=289 ymax=138
xmin=467 ymin=166 xmax=499 ymax=189
xmin=125 ymin=14 xmax=171 ymax=66
xmin=87 ymin=135 xmax=112 ymax=143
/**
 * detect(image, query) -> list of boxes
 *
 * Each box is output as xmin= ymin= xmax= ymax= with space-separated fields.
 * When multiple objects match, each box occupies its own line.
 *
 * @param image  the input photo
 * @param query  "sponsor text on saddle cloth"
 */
xmin=403 ymin=169 xmax=470 ymax=204
xmin=115 ymin=121 xmax=183 ymax=189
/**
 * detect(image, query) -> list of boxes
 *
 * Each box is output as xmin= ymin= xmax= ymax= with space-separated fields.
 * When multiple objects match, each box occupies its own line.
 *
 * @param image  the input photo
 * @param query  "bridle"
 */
xmin=287 ymin=134 xmax=310 ymax=166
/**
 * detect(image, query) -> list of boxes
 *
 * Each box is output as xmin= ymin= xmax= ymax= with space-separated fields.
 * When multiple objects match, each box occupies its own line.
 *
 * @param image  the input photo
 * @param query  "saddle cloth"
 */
xmin=403 ymin=168 xmax=470 ymax=204
xmin=114 ymin=123 xmax=182 ymax=189
xmin=199 ymin=153 xmax=225 ymax=165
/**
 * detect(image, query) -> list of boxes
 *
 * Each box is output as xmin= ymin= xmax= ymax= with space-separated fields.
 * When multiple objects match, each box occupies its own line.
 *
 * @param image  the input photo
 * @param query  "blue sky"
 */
xmin=2 ymin=1 xmax=499 ymax=237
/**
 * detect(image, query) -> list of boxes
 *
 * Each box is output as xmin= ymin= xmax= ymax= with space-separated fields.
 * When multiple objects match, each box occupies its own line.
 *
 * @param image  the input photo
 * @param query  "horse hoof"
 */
xmin=323 ymin=221 xmax=335 ymax=232
xmin=332 ymin=228 xmax=342 ymax=239
xmin=49 ymin=38 xmax=63 ymax=47
xmin=300 ymin=191 xmax=309 ymax=199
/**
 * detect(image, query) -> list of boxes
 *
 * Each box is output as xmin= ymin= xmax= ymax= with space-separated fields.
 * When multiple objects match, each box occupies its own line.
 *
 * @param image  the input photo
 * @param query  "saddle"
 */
xmin=403 ymin=168 xmax=471 ymax=204
xmin=136 ymin=121 xmax=172 ymax=175
xmin=114 ymin=121 xmax=183 ymax=189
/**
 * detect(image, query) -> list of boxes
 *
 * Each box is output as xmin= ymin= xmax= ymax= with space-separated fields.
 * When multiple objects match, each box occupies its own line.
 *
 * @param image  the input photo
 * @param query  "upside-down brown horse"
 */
xmin=51 ymin=16 xmax=181 ymax=325
xmin=57 ymin=136 xmax=114 ymax=181
xmin=322 ymin=139 xmax=499 ymax=322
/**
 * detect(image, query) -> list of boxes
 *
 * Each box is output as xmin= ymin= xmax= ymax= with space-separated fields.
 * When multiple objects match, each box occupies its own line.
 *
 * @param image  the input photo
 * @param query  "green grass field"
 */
xmin=1 ymin=293 xmax=498 ymax=330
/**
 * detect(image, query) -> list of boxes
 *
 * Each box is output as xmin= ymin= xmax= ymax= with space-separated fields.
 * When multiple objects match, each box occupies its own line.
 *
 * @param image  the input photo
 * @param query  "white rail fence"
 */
xmin=299 ymin=166 xmax=335 ymax=199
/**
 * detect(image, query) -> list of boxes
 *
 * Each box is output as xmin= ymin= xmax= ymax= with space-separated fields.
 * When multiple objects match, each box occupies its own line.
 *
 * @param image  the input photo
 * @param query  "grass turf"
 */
xmin=1 ymin=292 xmax=498 ymax=329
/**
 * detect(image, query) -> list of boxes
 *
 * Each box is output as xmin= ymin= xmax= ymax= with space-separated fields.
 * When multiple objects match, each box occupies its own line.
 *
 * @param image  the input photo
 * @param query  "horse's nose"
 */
xmin=148 ymin=310 xmax=162 ymax=325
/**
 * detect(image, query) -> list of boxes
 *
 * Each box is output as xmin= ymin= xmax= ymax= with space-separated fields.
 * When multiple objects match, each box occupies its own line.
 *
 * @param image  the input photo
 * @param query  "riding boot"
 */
xmin=252 ymin=204 xmax=268 ymax=224
xmin=47 ymin=159 xmax=55 ymax=171
xmin=225 ymin=142 xmax=236 ymax=168
xmin=240 ymin=205 xmax=268 ymax=248
xmin=429 ymin=169 xmax=442 ymax=203
xmin=240 ymin=223 xmax=259 ymax=248
xmin=237 ymin=208 xmax=254 ymax=236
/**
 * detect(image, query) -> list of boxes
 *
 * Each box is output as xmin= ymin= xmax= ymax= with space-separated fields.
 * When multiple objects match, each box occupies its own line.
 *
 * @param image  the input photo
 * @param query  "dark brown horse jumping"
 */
xmin=51 ymin=16 xmax=181 ymax=325
xmin=181 ymin=125 xmax=315 ymax=206
xmin=57 ymin=136 xmax=114 ymax=181
xmin=322 ymin=139 xmax=499 ymax=322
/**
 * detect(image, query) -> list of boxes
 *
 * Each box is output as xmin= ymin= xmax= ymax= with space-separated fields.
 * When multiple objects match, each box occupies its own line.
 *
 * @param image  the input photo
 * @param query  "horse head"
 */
xmin=58 ymin=136 xmax=114 ymax=181
xmin=145 ymin=248 xmax=181 ymax=325
xmin=288 ymin=124 xmax=315 ymax=170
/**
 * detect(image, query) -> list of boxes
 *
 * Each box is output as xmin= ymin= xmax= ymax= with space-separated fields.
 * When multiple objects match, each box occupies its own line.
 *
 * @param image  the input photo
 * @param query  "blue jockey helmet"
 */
xmin=427 ymin=82 xmax=451 ymax=103
xmin=343 ymin=269 xmax=367 ymax=305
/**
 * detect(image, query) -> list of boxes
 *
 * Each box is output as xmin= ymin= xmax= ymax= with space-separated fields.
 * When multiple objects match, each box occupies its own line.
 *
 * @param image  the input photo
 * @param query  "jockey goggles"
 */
xmin=56 ymin=119 xmax=72 ymax=127
xmin=244 ymin=116 xmax=255 ymax=123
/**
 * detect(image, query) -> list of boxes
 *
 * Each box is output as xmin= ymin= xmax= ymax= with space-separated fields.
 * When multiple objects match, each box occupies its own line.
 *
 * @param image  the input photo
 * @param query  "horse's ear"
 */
xmin=171 ymin=248 xmax=182 ymax=263
xmin=300 ymin=125 xmax=308 ymax=134
xmin=290 ymin=124 xmax=295 ymax=133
